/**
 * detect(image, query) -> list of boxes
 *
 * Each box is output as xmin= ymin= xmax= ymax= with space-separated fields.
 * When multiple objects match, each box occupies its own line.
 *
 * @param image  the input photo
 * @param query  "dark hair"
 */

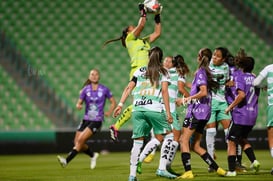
xmin=103 ymin=27 xmax=129 ymax=48
xmin=198 ymin=48 xmax=219 ymax=92
xmin=225 ymin=52 xmax=235 ymax=67
xmin=237 ymin=56 xmax=255 ymax=73
xmin=237 ymin=48 xmax=247 ymax=58
xmin=233 ymin=48 xmax=247 ymax=66
xmin=234 ymin=49 xmax=254 ymax=73
xmin=146 ymin=46 xmax=168 ymax=87
xmin=215 ymin=47 xmax=230 ymax=60
xmin=173 ymin=54 xmax=190 ymax=77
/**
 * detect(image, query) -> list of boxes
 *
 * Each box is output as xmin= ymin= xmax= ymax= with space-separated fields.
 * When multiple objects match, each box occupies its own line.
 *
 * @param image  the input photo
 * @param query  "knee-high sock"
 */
xmin=270 ymin=147 xmax=273 ymax=158
xmin=114 ymin=105 xmax=132 ymax=130
xmin=130 ymin=140 xmax=144 ymax=177
xmin=228 ymin=155 xmax=236 ymax=171
xmin=158 ymin=133 xmax=173 ymax=170
xmin=66 ymin=149 xmax=78 ymax=164
xmin=244 ymin=147 xmax=256 ymax=163
xmin=83 ymin=146 xmax=94 ymax=158
xmin=167 ymin=140 xmax=179 ymax=167
xmin=139 ymin=138 xmax=160 ymax=162
xmin=206 ymin=128 xmax=217 ymax=159
xmin=200 ymin=152 xmax=219 ymax=171
xmin=181 ymin=152 xmax=191 ymax=171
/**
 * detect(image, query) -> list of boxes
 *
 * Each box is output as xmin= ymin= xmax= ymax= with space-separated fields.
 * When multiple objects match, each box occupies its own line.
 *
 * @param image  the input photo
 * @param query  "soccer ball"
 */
xmin=143 ymin=0 xmax=161 ymax=14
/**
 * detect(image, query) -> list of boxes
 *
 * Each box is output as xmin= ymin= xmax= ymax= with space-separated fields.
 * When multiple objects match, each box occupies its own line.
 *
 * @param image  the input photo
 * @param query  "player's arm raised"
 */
xmin=149 ymin=14 xmax=161 ymax=43
xmin=132 ymin=3 xmax=147 ymax=38
xmin=113 ymin=81 xmax=136 ymax=118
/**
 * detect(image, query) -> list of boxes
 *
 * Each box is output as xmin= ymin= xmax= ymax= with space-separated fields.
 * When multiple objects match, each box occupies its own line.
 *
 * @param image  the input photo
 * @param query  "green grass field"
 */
xmin=0 ymin=150 xmax=272 ymax=181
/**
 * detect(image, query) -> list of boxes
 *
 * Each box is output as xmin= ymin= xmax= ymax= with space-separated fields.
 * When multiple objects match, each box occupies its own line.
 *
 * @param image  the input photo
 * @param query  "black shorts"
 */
xmin=183 ymin=117 xmax=208 ymax=134
xmin=227 ymin=122 xmax=253 ymax=143
xmin=77 ymin=120 xmax=102 ymax=134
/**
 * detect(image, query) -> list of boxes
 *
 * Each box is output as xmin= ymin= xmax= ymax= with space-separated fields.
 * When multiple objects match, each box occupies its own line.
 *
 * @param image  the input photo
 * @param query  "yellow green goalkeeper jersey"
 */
xmin=126 ymin=32 xmax=150 ymax=79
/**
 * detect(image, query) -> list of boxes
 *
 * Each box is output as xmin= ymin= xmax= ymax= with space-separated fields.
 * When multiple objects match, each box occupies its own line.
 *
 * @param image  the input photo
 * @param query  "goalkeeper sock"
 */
xmin=114 ymin=105 xmax=132 ymax=130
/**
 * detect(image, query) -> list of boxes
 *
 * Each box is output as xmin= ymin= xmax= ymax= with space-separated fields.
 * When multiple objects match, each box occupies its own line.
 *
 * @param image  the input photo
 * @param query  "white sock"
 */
xmin=158 ymin=133 xmax=173 ymax=170
xmin=167 ymin=140 xmax=179 ymax=167
xmin=129 ymin=140 xmax=143 ymax=177
xmin=206 ymin=128 xmax=216 ymax=159
xmin=270 ymin=147 xmax=273 ymax=158
xmin=139 ymin=138 xmax=160 ymax=162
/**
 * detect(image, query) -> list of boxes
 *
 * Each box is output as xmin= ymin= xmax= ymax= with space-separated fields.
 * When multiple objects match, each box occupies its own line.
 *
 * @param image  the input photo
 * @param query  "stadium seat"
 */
xmin=0 ymin=66 xmax=54 ymax=131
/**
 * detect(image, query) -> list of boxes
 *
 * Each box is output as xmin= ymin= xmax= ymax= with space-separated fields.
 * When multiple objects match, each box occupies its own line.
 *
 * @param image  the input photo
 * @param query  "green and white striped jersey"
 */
xmin=209 ymin=61 xmax=230 ymax=102
xmin=132 ymin=67 xmax=170 ymax=112
xmin=167 ymin=68 xmax=186 ymax=113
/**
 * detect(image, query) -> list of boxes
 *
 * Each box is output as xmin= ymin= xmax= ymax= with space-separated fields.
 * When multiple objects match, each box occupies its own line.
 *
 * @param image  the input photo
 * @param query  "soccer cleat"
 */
xmin=90 ymin=152 xmax=99 ymax=169
xmin=216 ymin=167 xmax=226 ymax=176
xmin=177 ymin=170 xmax=194 ymax=179
xmin=136 ymin=161 xmax=142 ymax=174
xmin=225 ymin=171 xmax=237 ymax=177
xmin=156 ymin=169 xmax=177 ymax=179
xmin=166 ymin=166 xmax=181 ymax=176
xmin=235 ymin=162 xmax=247 ymax=172
xmin=143 ymin=153 xmax=155 ymax=163
xmin=109 ymin=125 xmax=119 ymax=142
xmin=250 ymin=160 xmax=260 ymax=173
xmin=57 ymin=155 xmax=67 ymax=168
xmin=128 ymin=176 xmax=138 ymax=181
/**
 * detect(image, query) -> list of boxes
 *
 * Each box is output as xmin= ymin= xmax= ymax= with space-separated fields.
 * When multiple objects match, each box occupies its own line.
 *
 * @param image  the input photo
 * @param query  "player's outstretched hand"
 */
xmin=113 ymin=106 xmax=122 ymax=118
xmin=139 ymin=3 xmax=147 ymax=17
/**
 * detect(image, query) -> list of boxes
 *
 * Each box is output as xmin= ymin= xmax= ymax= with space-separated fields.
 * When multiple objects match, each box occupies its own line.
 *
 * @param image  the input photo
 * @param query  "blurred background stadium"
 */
xmin=0 ymin=0 xmax=272 ymax=153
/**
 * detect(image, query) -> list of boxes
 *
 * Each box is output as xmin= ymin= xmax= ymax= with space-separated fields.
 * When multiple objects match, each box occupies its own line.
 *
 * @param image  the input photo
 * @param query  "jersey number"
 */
xmin=247 ymin=86 xmax=255 ymax=104
xmin=139 ymin=82 xmax=156 ymax=96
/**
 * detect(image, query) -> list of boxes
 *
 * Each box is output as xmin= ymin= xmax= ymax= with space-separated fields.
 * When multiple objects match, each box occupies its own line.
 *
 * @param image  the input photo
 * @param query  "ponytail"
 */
xmin=103 ymin=26 xmax=129 ymax=48
xmin=103 ymin=36 xmax=122 ymax=48
xmin=198 ymin=48 xmax=219 ymax=92
xmin=173 ymin=55 xmax=190 ymax=77
xmin=82 ymin=79 xmax=91 ymax=88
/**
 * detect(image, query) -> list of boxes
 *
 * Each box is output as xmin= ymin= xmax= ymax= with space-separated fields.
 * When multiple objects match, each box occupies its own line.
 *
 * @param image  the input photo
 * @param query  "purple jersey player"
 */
xmin=185 ymin=68 xmax=211 ymax=121
xmin=225 ymin=55 xmax=260 ymax=176
xmin=176 ymin=48 xmax=226 ymax=179
xmin=231 ymin=73 xmax=259 ymax=125
xmin=225 ymin=65 xmax=242 ymax=105
xmin=80 ymin=83 xmax=113 ymax=122
xmin=57 ymin=69 xmax=116 ymax=169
